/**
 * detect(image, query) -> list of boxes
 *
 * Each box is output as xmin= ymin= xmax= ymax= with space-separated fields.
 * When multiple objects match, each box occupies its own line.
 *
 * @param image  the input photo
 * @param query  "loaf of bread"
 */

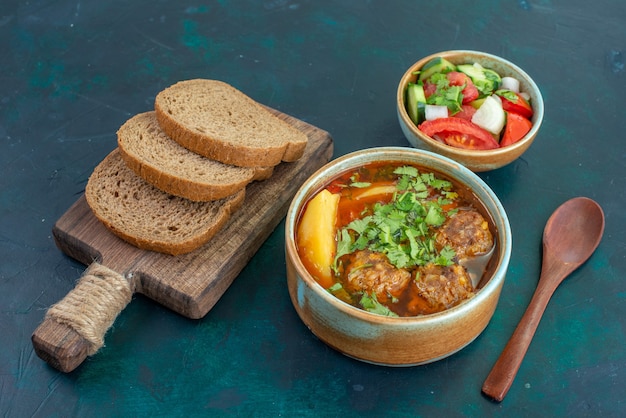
xmin=117 ymin=111 xmax=272 ymax=202
xmin=155 ymin=79 xmax=308 ymax=168
xmin=85 ymin=149 xmax=245 ymax=255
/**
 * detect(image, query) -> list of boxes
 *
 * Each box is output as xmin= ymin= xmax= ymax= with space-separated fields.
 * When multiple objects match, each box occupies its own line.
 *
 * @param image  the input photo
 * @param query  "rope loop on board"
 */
xmin=46 ymin=263 xmax=132 ymax=355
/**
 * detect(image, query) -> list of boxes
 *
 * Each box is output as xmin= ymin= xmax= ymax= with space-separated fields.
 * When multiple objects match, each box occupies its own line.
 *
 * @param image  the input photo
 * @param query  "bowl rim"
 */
xmin=285 ymin=146 xmax=512 ymax=325
xmin=396 ymin=49 xmax=544 ymax=156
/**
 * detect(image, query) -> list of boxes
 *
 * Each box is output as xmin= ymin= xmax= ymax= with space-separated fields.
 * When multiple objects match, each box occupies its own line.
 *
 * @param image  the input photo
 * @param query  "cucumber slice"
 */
xmin=456 ymin=63 xmax=484 ymax=80
xmin=469 ymin=97 xmax=486 ymax=109
xmin=482 ymin=68 xmax=502 ymax=93
xmin=457 ymin=63 xmax=502 ymax=95
xmin=406 ymin=82 xmax=427 ymax=124
xmin=418 ymin=57 xmax=456 ymax=82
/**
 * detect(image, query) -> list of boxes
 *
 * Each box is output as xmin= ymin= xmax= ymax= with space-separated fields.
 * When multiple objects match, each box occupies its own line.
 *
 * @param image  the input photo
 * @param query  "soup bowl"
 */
xmin=397 ymin=50 xmax=544 ymax=172
xmin=285 ymin=147 xmax=511 ymax=366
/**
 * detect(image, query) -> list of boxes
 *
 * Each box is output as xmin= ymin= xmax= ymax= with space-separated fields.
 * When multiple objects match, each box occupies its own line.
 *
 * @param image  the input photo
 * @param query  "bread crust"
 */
xmin=84 ymin=80 xmax=307 ymax=255
xmin=154 ymin=79 xmax=308 ymax=167
xmin=85 ymin=149 xmax=245 ymax=256
xmin=117 ymin=112 xmax=272 ymax=202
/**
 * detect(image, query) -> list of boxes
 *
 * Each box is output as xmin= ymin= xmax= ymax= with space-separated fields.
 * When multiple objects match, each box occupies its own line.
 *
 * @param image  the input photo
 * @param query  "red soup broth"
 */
xmin=296 ymin=161 xmax=497 ymax=317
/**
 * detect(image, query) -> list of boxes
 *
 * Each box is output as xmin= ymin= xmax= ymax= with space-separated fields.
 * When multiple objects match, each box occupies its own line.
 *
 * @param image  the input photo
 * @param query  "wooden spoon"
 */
xmin=482 ymin=197 xmax=605 ymax=402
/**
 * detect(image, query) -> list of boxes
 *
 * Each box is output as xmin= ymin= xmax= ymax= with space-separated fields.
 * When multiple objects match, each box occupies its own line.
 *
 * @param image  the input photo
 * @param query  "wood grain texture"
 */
xmin=32 ymin=108 xmax=334 ymax=372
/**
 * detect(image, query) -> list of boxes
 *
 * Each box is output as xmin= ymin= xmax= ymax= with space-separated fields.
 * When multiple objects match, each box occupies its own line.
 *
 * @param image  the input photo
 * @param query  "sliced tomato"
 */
xmin=500 ymin=112 xmax=533 ymax=147
xmin=500 ymin=92 xmax=533 ymax=119
xmin=453 ymin=104 xmax=477 ymax=121
xmin=419 ymin=117 xmax=499 ymax=150
xmin=326 ymin=181 xmax=344 ymax=194
xmin=447 ymin=71 xmax=479 ymax=104
xmin=423 ymin=81 xmax=437 ymax=98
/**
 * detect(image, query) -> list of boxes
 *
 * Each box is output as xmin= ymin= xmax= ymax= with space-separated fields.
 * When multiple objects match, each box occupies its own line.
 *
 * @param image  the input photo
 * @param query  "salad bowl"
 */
xmin=397 ymin=50 xmax=544 ymax=172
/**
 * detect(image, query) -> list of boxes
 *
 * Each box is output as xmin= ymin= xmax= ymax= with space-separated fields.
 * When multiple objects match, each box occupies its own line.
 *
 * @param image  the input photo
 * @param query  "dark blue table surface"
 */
xmin=2 ymin=1 xmax=625 ymax=416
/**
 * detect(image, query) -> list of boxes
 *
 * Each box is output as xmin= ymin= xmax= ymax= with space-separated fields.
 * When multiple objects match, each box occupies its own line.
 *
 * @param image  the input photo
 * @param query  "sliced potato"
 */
xmin=297 ymin=189 xmax=340 ymax=288
xmin=352 ymin=184 xmax=397 ymax=200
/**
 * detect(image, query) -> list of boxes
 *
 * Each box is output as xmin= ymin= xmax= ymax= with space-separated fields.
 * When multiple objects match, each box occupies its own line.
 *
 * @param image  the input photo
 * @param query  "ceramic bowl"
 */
xmin=397 ymin=50 xmax=544 ymax=172
xmin=285 ymin=147 xmax=512 ymax=366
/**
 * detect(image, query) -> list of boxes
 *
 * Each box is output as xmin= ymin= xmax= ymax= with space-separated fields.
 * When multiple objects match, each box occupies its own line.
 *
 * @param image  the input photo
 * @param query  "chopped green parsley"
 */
xmin=359 ymin=293 xmax=398 ymax=317
xmin=333 ymin=166 xmax=457 ymax=273
xmin=426 ymin=72 xmax=463 ymax=114
xmin=495 ymin=89 xmax=518 ymax=102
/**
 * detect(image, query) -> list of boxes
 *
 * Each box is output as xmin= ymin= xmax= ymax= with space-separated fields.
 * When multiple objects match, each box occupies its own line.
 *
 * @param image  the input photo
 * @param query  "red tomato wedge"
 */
xmin=326 ymin=181 xmax=343 ymax=194
xmin=500 ymin=92 xmax=533 ymax=119
xmin=447 ymin=71 xmax=479 ymax=104
xmin=453 ymin=104 xmax=477 ymax=121
xmin=419 ymin=117 xmax=499 ymax=150
xmin=423 ymin=81 xmax=437 ymax=98
xmin=500 ymin=112 xmax=533 ymax=147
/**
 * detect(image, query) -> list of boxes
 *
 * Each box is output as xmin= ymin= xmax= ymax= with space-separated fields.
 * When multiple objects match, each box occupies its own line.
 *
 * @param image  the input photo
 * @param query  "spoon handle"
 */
xmin=481 ymin=278 xmax=558 ymax=402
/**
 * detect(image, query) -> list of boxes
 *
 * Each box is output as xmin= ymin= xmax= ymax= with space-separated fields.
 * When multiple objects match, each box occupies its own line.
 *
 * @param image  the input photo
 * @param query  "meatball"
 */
xmin=343 ymin=250 xmax=411 ymax=302
xmin=413 ymin=263 xmax=474 ymax=313
xmin=436 ymin=209 xmax=493 ymax=259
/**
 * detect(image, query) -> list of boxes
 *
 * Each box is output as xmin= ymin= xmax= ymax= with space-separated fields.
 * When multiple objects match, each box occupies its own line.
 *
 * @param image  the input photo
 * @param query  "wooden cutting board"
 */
xmin=32 ymin=108 xmax=334 ymax=372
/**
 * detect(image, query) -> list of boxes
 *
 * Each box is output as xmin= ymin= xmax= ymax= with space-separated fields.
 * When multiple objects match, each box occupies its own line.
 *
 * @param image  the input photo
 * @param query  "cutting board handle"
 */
xmin=31 ymin=262 xmax=133 ymax=372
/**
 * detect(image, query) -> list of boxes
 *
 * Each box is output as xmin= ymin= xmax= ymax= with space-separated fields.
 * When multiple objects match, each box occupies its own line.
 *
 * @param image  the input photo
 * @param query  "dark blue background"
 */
xmin=2 ymin=1 xmax=625 ymax=416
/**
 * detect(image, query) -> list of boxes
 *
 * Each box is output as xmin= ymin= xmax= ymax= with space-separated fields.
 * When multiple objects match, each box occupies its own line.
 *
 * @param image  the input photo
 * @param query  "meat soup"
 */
xmin=296 ymin=161 xmax=495 ymax=317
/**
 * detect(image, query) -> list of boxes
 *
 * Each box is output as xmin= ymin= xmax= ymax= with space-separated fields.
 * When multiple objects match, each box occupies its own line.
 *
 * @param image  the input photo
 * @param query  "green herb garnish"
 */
xmin=332 ymin=166 xmax=457 ymax=273
xmin=350 ymin=182 xmax=371 ymax=188
xmin=495 ymin=89 xmax=518 ymax=102
xmin=426 ymin=73 xmax=463 ymax=114
xmin=360 ymin=293 xmax=398 ymax=317
xmin=328 ymin=283 xmax=343 ymax=293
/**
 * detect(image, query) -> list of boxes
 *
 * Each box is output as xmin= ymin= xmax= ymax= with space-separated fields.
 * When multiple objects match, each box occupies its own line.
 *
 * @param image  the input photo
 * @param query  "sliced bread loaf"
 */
xmin=85 ymin=149 xmax=245 ymax=256
xmin=154 ymin=79 xmax=308 ymax=168
xmin=117 ymin=111 xmax=272 ymax=202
